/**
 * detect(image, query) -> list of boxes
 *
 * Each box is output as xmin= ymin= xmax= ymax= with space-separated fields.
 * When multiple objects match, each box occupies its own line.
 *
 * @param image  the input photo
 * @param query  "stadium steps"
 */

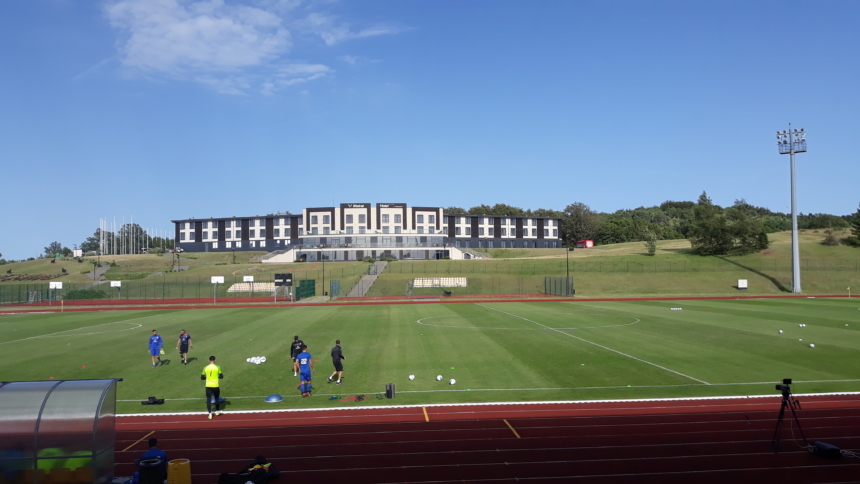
xmin=116 ymin=407 xmax=860 ymax=483
xmin=346 ymin=261 xmax=388 ymax=297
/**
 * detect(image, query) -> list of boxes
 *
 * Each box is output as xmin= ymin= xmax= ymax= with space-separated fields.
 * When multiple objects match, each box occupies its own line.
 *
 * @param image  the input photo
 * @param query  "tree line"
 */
xmin=450 ymin=195 xmax=860 ymax=256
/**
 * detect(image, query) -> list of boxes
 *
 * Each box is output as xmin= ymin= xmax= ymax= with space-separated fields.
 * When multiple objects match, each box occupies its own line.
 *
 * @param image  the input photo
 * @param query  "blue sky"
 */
xmin=1 ymin=0 xmax=858 ymax=260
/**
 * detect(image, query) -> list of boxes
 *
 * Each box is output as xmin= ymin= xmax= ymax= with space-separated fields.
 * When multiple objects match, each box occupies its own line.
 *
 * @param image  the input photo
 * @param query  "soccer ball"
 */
xmin=260 ymin=357 xmax=267 ymax=363
xmin=246 ymin=358 xmax=251 ymax=362
xmin=408 ymin=374 xmax=415 ymax=380
xmin=779 ymin=330 xmax=783 ymax=334
xmin=449 ymin=379 xmax=456 ymax=385
xmin=809 ymin=343 xmax=815 ymax=348
xmin=436 ymin=375 xmax=443 ymax=381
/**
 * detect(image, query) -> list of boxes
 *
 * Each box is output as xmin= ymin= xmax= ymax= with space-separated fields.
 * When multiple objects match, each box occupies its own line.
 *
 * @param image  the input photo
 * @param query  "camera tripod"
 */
xmin=772 ymin=388 xmax=808 ymax=452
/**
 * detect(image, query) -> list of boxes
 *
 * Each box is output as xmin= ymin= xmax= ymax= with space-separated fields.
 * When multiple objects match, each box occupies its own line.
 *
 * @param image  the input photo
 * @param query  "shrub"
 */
xmin=822 ymin=229 xmax=840 ymax=246
xmin=149 ymin=247 xmax=165 ymax=255
xmin=65 ymin=289 xmax=108 ymax=300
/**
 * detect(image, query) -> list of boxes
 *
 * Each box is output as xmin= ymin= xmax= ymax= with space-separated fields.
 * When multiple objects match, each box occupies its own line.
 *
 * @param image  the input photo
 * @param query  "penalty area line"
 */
xmin=476 ymin=303 xmax=711 ymax=386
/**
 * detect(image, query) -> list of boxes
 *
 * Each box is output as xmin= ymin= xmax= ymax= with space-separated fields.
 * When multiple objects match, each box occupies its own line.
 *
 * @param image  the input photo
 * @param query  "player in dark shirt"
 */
xmin=327 ymin=339 xmax=345 ymax=385
xmin=175 ymin=329 xmax=193 ymax=365
xmin=290 ymin=335 xmax=304 ymax=377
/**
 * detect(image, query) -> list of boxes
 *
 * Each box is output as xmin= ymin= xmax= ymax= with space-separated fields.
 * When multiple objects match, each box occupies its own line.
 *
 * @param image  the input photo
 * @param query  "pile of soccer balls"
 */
xmin=246 ymin=356 xmax=267 ymax=365
xmin=408 ymin=374 xmax=455 ymax=385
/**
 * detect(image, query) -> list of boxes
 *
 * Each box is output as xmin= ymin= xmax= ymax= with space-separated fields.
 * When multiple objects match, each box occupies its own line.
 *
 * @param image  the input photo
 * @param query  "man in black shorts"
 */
xmin=327 ymin=339 xmax=345 ymax=385
xmin=175 ymin=329 xmax=193 ymax=365
xmin=290 ymin=335 xmax=304 ymax=377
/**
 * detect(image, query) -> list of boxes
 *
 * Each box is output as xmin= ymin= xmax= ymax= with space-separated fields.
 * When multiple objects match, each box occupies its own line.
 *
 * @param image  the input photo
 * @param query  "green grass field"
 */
xmin=2 ymin=298 xmax=859 ymax=414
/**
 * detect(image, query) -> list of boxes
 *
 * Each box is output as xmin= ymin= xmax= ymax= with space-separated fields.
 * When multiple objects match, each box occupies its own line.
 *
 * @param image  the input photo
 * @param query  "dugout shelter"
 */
xmin=0 ymin=378 xmax=121 ymax=484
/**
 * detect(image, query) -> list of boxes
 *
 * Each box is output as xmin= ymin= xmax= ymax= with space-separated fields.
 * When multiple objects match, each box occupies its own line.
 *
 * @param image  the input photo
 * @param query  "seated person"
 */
xmin=140 ymin=438 xmax=167 ymax=478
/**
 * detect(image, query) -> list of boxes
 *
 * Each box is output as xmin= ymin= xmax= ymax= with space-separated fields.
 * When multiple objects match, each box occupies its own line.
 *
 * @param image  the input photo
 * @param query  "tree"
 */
xmin=845 ymin=204 xmax=860 ymax=247
xmin=44 ymin=241 xmax=63 ymax=257
xmin=560 ymin=202 xmax=602 ymax=246
xmin=444 ymin=206 xmax=467 ymax=214
xmin=688 ymin=192 xmax=733 ymax=255
xmin=643 ymin=228 xmax=658 ymax=255
xmin=81 ymin=228 xmax=117 ymax=254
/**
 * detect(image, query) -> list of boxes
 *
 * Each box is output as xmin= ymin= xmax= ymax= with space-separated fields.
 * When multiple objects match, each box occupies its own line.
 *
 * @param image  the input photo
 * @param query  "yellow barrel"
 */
xmin=167 ymin=458 xmax=192 ymax=484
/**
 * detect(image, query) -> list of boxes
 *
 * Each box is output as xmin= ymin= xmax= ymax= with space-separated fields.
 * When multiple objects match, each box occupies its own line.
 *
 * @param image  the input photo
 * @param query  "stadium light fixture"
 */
xmin=776 ymin=123 xmax=807 ymax=294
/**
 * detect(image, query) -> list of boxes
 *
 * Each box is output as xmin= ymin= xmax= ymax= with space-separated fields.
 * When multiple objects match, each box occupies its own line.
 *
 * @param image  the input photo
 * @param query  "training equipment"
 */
xmin=799 ymin=339 xmax=802 ymax=341
xmin=449 ymin=379 xmax=456 ymax=385
xmin=809 ymin=344 xmax=815 ymax=348
xmin=385 ymin=383 xmax=396 ymax=399
xmin=409 ymin=374 xmax=415 ymax=380
xmin=265 ymin=394 xmax=283 ymax=403
xmin=436 ymin=375 xmax=443 ymax=381
xmin=260 ymin=356 xmax=266 ymax=362
xmin=779 ymin=330 xmax=783 ymax=334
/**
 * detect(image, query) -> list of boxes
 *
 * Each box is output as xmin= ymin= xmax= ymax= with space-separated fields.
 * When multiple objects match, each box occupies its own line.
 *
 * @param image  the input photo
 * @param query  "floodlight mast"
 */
xmin=776 ymin=125 xmax=806 ymax=294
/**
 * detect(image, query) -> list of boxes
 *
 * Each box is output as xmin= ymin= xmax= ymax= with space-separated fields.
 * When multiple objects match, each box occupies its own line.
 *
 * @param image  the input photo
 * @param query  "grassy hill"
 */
xmin=1 ymin=229 xmax=858 ymax=302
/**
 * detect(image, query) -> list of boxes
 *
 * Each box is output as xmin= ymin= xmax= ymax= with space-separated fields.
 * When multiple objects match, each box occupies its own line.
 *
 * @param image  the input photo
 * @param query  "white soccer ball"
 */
xmin=408 ymin=374 xmax=415 ymax=380
xmin=779 ymin=330 xmax=783 ymax=334
xmin=799 ymin=324 xmax=803 ymax=327
xmin=436 ymin=375 xmax=443 ymax=381
xmin=799 ymin=339 xmax=802 ymax=342
xmin=246 ymin=358 xmax=251 ymax=362
xmin=449 ymin=379 xmax=456 ymax=385
xmin=809 ymin=344 xmax=815 ymax=348
xmin=260 ymin=357 xmax=266 ymax=363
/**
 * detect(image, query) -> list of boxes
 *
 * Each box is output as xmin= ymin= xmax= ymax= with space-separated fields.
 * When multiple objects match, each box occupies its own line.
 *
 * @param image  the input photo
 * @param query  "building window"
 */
xmin=203 ymin=231 xmax=208 ymax=239
xmin=394 ymin=214 xmax=401 ymax=223
xmin=359 ymin=214 xmax=366 ymax=224
xmin=544 ymin=229 xmax=549 ymax=236
xmin=417 ymin=227 xmax=424 ymax=234
xmin=323 ymin=215 xmax=330 ymax=224
xmin=274 ymin=219 xmax=280 ymax=226
xmin=478 ymin=217 xmax=484 ymax=225
xmin=346 ymin=214 xmax=354 ymax=224
xmin=429 ymin=227 xmax=435 ymax=234
xmin=456 ymin=227 xmax=461 ymax=235
xmin=250 ymin=230 xmax=255 ymax=238
xmin=260 ymin=240 xmax=266 ymax=247
xmin=456 ymin=217 xmax=462 ymax=224
xmin=236 ymin=241 xmax=242 ymax=248
xmin=382 ymin=214 xmax=390 ymax=223
xmin=225 ymin=230 xmax=231 ymax=239
xmin=478 ymin=227 xmax=484 ymax=236
xmin=429 ymin=214 xmax=435 ymax=224
xmin=395 ymin=226 xmax=402 ymax=234
xmin=531 ymin=219 xmax=537 ymax=226
xmin=310 ymin=216 xmax=317 ymax=224
xmin=531 ymin=228 xmax=537 ymax=236
xmin=298 ymin=228 xmax=303 ymax=235
xmin=223 ymin=220 xmax=229 ymax=228
xmin=312 ymin=227 xmax=318 ymax=235
xmin=417 ymin=214 xmax=425 ymax=224
xmin=260 ymin=229 xmax=266 ymax=238
xmin=444 ymin=216 xmax=449 ymax=223
xmin=489 ymin=227 xmax=494 ymax=236
xmin=180 ymin=233 xmax=186 ymax=241
xmin=553 ymin=229 xmax=558 ymax=237
xmin=501 ymin=218 xmax=507 ymax=225
xmin=383 ymin=226 xmax=390 ymax=234
xmin=465 ymin=217 xmax=471 ymax=224
xmin=226 ymin=241 xmax=232 ymax=248
xmin=274 ymin=228 xmax=280 ymax=238
xmin=359 ymin=227 xmax=366 ymax=234
xmin=323 ymin=227 xmax=330 ymax=235
xmin=346 ymin=227 xmax=353 ymax=234
xmin=553 ymin=220 xmax=558 ymax=226
xmin=284 ymin=228 xmax=291 ymax=237
xmin=465 ymin=227 xmax=471 ymax=235
xmin=501 ymin=228 xmax=507 ymax=236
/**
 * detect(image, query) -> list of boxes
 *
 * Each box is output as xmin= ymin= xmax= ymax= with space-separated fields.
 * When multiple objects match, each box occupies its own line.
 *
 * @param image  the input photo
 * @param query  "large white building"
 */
xmin=172 ymin=203 xmax=562 ymax=261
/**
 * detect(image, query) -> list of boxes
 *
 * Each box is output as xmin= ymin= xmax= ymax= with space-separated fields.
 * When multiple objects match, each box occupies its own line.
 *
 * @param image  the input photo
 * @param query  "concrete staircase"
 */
xmin=347 ymin=261 xmax=388 ymax=297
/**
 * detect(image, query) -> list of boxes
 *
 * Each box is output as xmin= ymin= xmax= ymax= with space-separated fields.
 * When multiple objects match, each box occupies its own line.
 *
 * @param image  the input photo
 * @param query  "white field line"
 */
xmin=416 ymin=314 xmax=640 ymax=330
xmin=118 ymin=391 xmax=860 ymax=417
xmin=476 ymin=303 xmax=711 ymax=385
xmin=115 ymin=379 xmax=860 ymax=402
xmin=0 ymin=314 xmax=159 ymax=346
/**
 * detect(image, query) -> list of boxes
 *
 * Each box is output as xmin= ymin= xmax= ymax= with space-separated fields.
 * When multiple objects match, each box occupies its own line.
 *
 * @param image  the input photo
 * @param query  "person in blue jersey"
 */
xmin=140 ymin=438 xmax=168 ymax=479
xmin=148 ymin=329 xmax=164 ymax=368
xmin=175 ymin=329 xmax=193 ymax=365
xmin=296 ymin=345 xmax=315 ymax=397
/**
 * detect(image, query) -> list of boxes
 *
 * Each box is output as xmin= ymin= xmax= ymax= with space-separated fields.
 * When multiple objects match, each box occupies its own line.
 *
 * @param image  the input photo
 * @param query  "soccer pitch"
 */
xmin=2 ymin=299 xmax=859 ymax=414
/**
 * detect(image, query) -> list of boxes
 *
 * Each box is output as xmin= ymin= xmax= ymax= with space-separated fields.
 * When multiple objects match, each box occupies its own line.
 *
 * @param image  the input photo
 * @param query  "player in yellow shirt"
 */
xmin=201 ymin=355 xmax=223 ymax=420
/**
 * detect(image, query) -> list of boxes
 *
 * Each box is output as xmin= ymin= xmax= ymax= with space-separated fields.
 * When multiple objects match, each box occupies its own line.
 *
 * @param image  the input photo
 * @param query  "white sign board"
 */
xmin=738 ymin=279 xmax=748 ymax=289
xmin=211 ymin=276 xmax=225 ymax=284
xmin=49 ymin=282 xmax=63 ymax=289
xmin=110 ymin=281 xmax=122 ymax=288
xmin=243 ymin=276 xmax=254 ymax=282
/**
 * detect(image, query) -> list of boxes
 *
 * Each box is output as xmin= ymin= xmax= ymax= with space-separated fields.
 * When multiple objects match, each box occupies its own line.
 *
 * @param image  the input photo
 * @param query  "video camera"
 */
xmin=775 ymin=378 xmax=792 ymax=398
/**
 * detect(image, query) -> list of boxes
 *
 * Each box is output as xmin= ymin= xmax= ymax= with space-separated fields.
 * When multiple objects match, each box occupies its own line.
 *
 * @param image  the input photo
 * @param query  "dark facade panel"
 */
xmin=266 ymin=218 xmax=274 ymax=240
xmin=537 ymin=218 xmax=544 ymax=239
xmin=241 ymin=219 xmax=250 ymax=241
xmin=471 ymin=217 xmax=479 ymax=238
xmin=290 ymin=216 xmax=299 ymax=241
xmin=194 ymin=221 xmax=202 ymax=243
xmin=218 ymin=221 xmax=225 ymax=242
xmin=516 ymin=218 xmax=523 ymax=238
xmin=493 ymin=217 xmax=501 ymax=238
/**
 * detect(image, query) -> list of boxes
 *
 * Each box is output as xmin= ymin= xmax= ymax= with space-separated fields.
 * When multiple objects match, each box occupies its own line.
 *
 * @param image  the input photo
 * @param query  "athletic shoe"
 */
xmin=293 ymin=372 xmax=297 ymax=377
xmin=151 ymin=364 xmax=156 ymax=368
xmin=327 ymin=377 xmax=332 ymax=383
xmin=215 ymin=411 xmax=222 ymax=416
xmin=336 ymin=381 xmax=342 ymax=385
xmin=301 ymin=392 xmax=309 ymax=397
xmin=208 ymin=413 xmax=213 ymax=420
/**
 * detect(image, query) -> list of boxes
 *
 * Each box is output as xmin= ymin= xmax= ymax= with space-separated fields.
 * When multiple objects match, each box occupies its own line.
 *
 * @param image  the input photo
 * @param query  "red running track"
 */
xmin=115 ymin=394 xmax=860 ymax=483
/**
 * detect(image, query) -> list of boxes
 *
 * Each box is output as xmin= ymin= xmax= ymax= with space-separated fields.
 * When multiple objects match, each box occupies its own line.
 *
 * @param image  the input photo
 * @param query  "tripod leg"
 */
xmin=772 ymin=399 xmax=788 ymax=452
xmin=788 ymin=400 xmax=809 ymax=447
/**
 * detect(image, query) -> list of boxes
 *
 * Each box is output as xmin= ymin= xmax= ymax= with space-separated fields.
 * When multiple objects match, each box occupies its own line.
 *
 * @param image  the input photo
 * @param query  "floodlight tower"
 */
xmin=776 ymin=126 xmax=806 ymax=294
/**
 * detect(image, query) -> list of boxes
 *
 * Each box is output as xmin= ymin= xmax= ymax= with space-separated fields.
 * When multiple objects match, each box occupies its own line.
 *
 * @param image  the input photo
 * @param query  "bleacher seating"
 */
xmin=412 ymin=277 xmax=468 ymax=288
xmin=227 ymin=282 xmax=276 ymax=293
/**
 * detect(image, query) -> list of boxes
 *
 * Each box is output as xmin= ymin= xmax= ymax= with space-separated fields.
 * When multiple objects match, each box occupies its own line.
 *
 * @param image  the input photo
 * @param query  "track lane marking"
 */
xmin=503 ymin=419 xmax=521 ymax=438
xmin=476 ymin=304 xmax=710 ymax=385
xmin=120 ymin=430 xmax=155 ymax=452
xmin=423 ymin=407 xmax=430 ymax=422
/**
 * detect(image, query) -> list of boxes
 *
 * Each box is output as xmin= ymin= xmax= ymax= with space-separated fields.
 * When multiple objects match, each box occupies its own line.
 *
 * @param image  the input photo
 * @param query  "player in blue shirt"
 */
xmin=296 ymin=345 xmax=315 ymax=397
xmin=148 ymin=330 xmax=164 ymax=368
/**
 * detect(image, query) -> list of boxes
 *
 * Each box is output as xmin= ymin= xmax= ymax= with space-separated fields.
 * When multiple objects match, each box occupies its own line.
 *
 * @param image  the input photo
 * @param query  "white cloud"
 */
xmin=105 ymin=0 xmax=399 ymax=94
